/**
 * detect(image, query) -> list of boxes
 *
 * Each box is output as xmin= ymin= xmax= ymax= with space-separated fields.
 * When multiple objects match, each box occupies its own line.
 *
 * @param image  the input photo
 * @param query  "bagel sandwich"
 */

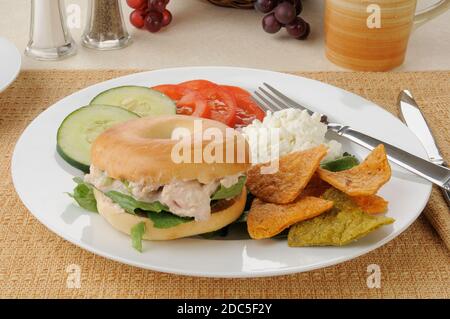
xmin=82 ymin=115 xmax=251 ymax=249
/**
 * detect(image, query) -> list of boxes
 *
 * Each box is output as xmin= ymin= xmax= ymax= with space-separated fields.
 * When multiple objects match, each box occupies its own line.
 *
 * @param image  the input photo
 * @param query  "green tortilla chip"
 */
xmin=288 ymin=188 xmax=394 ymax=247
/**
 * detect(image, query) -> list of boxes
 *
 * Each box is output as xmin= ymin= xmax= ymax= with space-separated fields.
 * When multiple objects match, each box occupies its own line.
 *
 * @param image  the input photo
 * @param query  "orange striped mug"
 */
xmin=325 ymin=0 xmax=450 ymax=71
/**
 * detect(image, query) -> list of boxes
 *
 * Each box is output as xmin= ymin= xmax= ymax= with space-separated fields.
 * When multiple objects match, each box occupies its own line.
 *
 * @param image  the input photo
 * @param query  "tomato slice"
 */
xmin=179 ymin=80 xmax=238 ymax=127
xmin=221 ymin=85 xmax=266 ymax=128
xmin=177 ymin=91 xmax=209 ymax=117
xmin=178 ymin=79 xmax=217 ymax=91
xmin=152 ymin=84 xmax=209 ymax=118
xmin=152 ymin=84 xmax=181 ymax=100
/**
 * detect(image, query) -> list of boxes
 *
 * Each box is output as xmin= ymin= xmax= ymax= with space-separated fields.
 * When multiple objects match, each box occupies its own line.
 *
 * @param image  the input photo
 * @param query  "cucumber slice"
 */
xmin=57 ymin=105 xmax=139 ymax=172
xmin=90 ymin=86 xmax=176 ymax=117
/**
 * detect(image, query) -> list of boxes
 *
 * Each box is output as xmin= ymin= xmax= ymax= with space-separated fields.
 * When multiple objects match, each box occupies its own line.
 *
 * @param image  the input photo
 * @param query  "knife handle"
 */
xmin=441 ymin=164 xmax=450 ymax=207
xmin=328 ymin=123 xmax=450 ymax=191
xmin=443 ymin=188 xmax=450 ymax=207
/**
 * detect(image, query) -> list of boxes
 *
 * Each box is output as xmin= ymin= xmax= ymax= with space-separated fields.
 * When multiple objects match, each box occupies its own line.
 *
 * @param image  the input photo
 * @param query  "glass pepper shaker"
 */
xmin=25 ymin=0 xmax=77 ymax=60
xmin=82 ymin=0 xmax=132 ymax=50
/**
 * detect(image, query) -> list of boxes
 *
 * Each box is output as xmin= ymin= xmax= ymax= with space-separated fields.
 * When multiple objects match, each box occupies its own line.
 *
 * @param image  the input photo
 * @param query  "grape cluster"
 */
xmin=127 ymin=0 xmax=172 ymax=33
xmin=255 ymin=0 xmax=310 ymax=40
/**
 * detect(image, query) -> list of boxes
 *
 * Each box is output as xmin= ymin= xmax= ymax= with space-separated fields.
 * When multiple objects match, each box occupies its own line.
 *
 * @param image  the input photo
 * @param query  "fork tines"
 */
xmin=251 ymin=83 xmax=328 ymax=123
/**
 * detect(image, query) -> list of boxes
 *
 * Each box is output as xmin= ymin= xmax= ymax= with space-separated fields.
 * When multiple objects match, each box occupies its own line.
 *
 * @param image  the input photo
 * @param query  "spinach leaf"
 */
xmin=211 ymin=176 xmax=246 ymax=200
xmin=131 ymin=222 xmax=146 ymax=252
xmin=68 ymin=177 xmax=98 ymax=213
xmin=105 ymin=191 xmax=168 ymax=214
xmin=321 ymin=155 xmax=360 ymax=172
xmin=147 ymin=211 xmax=193 ymax=229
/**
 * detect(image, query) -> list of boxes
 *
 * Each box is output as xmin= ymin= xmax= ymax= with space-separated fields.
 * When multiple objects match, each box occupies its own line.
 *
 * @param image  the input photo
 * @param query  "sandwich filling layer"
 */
xmin=85 ymin=165 xmax=244 ymax=221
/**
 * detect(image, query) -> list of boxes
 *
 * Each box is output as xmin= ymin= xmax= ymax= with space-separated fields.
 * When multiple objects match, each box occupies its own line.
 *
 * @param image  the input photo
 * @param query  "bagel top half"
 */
xmin=91 ymin=115 xmax=251 ymax=184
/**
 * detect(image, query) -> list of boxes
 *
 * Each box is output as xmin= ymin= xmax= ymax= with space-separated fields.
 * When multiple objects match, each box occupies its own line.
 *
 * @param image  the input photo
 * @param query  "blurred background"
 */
xmin=0 ymin=0 xmax=449 ymax=71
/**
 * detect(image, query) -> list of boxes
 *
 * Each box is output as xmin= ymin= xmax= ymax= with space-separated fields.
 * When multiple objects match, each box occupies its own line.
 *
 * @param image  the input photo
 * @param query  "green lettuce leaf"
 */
xmin=131 ymin=222 xmax=146 ymax=252
xmin=105 ymin=191 xmax=192 ymax=229
xmin=147 ymin=211 xmax=193 ymax=229
xmin=321 ymin=154 xmax=360 ymax=172
xmin=105 ymin=191 xmax=168 ymax=214
xmin=211 ymin=176 xmax=246 ymax=200
xmin=68 ymin=177 xmax=98 ymax=213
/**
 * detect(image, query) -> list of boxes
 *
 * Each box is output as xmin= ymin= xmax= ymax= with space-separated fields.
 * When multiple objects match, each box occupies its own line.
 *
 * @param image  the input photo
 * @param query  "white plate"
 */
xmin=0 ymin=37 xmax=21 ymax=93
xmin=12 ymin=67 xmax=431 ymax=278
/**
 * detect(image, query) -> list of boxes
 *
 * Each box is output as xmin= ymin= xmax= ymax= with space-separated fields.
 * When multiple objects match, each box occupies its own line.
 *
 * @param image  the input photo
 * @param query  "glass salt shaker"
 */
xmin=82 ymin=0 xmax=131 ymax=50
xmin=25 ymin=0 xmax=77 ymax=60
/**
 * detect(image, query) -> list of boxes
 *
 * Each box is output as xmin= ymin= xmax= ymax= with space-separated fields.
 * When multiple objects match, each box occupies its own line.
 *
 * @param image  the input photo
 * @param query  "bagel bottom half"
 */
xmin=94 ymin=187 xmax=247 ymax=240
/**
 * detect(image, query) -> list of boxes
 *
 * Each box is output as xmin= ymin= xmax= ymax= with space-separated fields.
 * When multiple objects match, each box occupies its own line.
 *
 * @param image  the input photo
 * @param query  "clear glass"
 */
xmin=25 ymin=0 xmax=76 ymax=60
xmin=82 ymin=0 xmax=131 ymax=50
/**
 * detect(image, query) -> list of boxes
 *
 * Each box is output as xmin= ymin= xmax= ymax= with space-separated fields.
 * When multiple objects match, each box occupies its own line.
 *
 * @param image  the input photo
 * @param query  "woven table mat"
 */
xmin=0 ymin=70 xmax=449 ymax=299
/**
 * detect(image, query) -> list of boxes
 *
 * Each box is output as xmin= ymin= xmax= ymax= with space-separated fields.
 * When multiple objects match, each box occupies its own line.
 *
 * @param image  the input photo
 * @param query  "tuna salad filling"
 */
xmin=84 ymin=166 xmax=245 ymax=221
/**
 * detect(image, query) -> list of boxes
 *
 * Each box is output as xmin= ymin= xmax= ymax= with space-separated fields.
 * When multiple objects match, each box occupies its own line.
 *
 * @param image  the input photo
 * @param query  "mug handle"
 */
xmin=414 ymin=0 xmax=450 ymax=29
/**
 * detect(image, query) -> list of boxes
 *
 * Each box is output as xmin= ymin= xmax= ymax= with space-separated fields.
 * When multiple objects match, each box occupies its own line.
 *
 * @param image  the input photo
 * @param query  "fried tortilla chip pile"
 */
xmin=245 ymin=144 xmax=394 ymax=246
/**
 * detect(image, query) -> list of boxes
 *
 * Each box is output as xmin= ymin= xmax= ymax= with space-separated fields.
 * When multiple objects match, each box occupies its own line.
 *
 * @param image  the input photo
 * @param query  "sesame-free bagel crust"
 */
xmin=91 ymin=115 xmax=251 ymax=185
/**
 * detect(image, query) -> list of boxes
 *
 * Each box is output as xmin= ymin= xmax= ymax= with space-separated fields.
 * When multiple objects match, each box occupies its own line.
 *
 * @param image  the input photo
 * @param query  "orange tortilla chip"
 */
xmin=351 ymin=195 xmax=388 ymax=214
xmin=247 ymin=196 xmax=334 ymax=239
xmin=317 ymin=145 xmax=391 ymax=196
xmin=246 ymin=145 xmax=328 ymax=204
xmin=302 ymin=174 xmax=331 ymax=197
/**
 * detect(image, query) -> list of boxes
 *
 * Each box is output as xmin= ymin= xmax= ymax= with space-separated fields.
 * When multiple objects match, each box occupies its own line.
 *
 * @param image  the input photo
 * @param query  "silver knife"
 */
xmin=398 ymin=90 xmax=450 ymax=206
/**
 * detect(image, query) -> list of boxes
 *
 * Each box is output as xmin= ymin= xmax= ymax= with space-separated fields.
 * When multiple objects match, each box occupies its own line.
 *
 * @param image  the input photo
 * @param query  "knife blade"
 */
xmin=398 ymin=90 xmax=450 ymax=207
xmin=398 ymin=90 xmax=445 ymax=165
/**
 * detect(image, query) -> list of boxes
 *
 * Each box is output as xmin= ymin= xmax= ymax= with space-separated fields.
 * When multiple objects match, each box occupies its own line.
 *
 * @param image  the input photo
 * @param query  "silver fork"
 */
xmin=252 ymin=83 xmax=450 ymax=191
xmin=254 ymin=84 xmax=329 ymax=123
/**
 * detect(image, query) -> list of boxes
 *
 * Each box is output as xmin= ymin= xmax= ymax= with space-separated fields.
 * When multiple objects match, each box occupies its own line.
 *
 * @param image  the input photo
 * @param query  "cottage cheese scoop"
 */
xmin=242 ymin=108 xmax=342 ymax=163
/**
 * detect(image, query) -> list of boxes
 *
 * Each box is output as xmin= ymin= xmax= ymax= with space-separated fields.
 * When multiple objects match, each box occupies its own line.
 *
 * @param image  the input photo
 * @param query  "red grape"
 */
xmin=254 ymin=0 xmax=278 ymax=13
xmin=130 ymin=10 xmax=146 ymax=29
xmin=161 ymin=9 xmax=172 ymax=27
xmin=274 ymin=2 xmax=296 ymax=24
xmin=255 ymin=0 xmax=309 ymax=40
xmin=262 ymin=13 xmax=282 ymax=34
xmin=293 ymin=0 xmax=303 ymax=15
xmin=150 ymin=0 xmax=169 ymax=12
xmin=127 ymin=0 xmax=146 ymax=10
xmin=145 ymin=10 xmax=163 ymax=33
xmin=285 ymin=17 xmax=307 ymax=38
xmin=280 ymin=0 xmax=303 ymax=13
xmin=297 ymin=22 xmax=310 ymax=40
xmin=127 ymin=0 xmax=172 ymax=33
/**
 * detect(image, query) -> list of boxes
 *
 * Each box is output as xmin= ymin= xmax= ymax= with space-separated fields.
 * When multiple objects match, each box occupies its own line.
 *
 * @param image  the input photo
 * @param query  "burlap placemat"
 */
xmin=0 ymin=70 xmax=449 ymax=299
